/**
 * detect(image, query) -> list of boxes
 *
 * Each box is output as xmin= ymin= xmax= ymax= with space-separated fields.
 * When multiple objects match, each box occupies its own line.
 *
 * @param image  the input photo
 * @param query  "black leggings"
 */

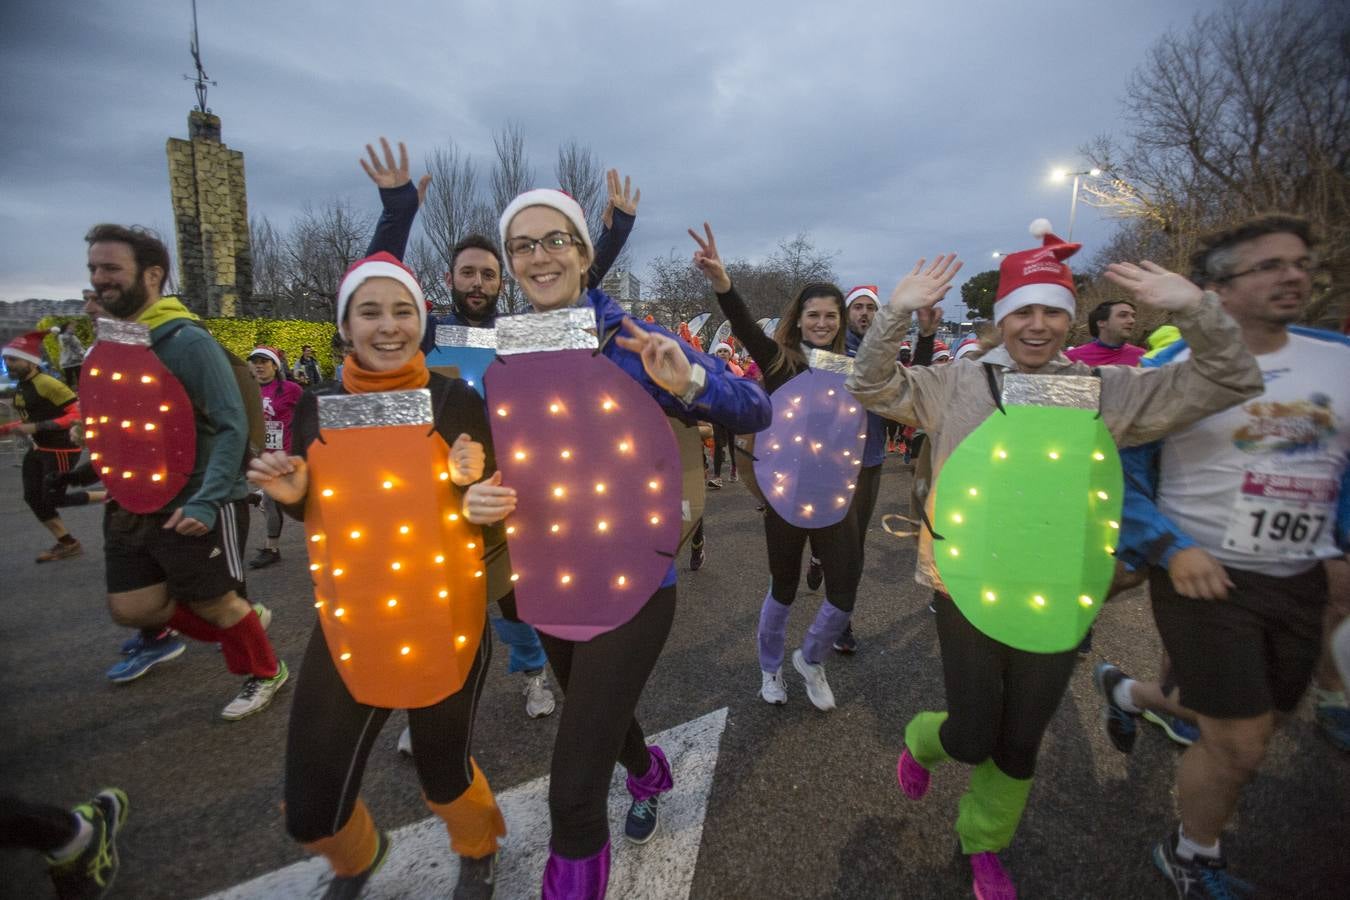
xmin=262 ymin=494 xmax=284 ymax=541
xmin=537 ymin=584 xmax=676 ymax=858
xmin=712 ymin=425 xmax=734 ymax=477
xmin=0 ymin=796 xmax=77 ymax=853
xmin=764 ymin=505 xmax=861 ymax=610
xmin=22 ymin=449 xmax=77 ymax=523
xmin=849 ymin=463 xmax=882 ymax=560
xmin=932 ymin=593 xmax=1076 ymax=779
xmin=284 ymin=620 xmax=491 ymax=842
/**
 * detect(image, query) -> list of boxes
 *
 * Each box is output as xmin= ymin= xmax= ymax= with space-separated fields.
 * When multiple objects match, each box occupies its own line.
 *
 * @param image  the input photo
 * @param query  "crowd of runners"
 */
xmin=2 ymin=138 xmax=1347 ymax=900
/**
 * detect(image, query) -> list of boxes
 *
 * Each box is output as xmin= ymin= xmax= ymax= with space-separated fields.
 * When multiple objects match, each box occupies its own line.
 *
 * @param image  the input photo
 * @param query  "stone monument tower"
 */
xmin=164 ymin=2 xmax=251 ymax=317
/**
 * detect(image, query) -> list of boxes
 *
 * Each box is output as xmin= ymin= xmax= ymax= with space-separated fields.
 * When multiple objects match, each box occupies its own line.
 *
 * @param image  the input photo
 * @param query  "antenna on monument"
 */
xmin=182 ymin=0 xmax=216 ymax=112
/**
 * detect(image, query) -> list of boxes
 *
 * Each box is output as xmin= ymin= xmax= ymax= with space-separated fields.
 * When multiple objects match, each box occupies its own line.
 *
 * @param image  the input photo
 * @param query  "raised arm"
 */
xmin=847 ymin=256 xmax=962 ymax=431
xmin=589 ymin=169 xmax=639 ymax=288
xmin=688 ymin=223 xmax=781 ymax=373
xmin=1097 ymin=262 xmax=1262 ymax=446
xmin=360 ymin=137 xmax=430 ymax=261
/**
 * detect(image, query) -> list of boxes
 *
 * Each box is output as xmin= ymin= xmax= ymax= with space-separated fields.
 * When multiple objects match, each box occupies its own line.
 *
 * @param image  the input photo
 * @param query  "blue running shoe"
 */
xmin=119 ymin=628 xmax=177 ymax=656
xmin=1143 ymin=710 xmax=1200 ymax=747
xmin=107 ymin=636 xmax=186 ymax=683
xmin=624 ymin=796 xmax=659 ymax=844
xmin=1152 ymin=830 xmax=1255 ymax=898
xmin=1094 ymin=662 xmax=1138 ymax=753
xmin=1315 ymin=703 xmax=1350 ymax=752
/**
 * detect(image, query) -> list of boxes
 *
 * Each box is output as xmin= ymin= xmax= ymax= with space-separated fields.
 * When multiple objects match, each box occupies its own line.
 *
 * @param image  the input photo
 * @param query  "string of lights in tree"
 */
xmin=304 ymin=389 xmax=486 ymax=709
xmin=426 ymin=325 xmax=497 ymax=397
xmin=79 ymin=318 xmax=196 ymax=513
xmin=932 ymin=374 xmax=1123 ymax=653
xmin=744 ymin=349 xmax=868 ymax=529
xmin=484 ymin=308 xmax=683 ymax=641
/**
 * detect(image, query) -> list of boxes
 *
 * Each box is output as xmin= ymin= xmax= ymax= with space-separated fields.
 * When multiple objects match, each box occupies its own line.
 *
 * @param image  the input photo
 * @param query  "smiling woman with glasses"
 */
xmin=504 ymin=231 xmax=585 ymax=258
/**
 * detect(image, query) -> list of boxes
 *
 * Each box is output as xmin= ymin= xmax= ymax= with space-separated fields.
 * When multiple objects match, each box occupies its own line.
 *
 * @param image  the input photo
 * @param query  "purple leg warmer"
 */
xmin=542 ymin=840 xmax=611 ymax=900
xmin=758 ymin=593 xmax=791 ymax=673
xmin=802 ymin=600 xmax=851 ymax=665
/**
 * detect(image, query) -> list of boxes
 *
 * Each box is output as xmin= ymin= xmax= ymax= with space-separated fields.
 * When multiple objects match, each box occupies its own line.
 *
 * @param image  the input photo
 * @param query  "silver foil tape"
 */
xmin=495 ymin=307 xmax=598 ymax=355
xmin=1002 ymin=373 xmax=1100 ymax=410
xmin=434 ymin=324 xmax=497 ymax=350
xmin=318 ymin=389 xmax=433 ymax=430
xmin=95 ymin=318 xmax=151 ymax=347
xmin=806 ymin=348 xmax=854 ymax=376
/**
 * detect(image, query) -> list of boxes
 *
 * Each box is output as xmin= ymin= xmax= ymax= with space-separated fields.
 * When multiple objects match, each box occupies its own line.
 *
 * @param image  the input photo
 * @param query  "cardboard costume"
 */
xmin=426 ymin=325 xmax=497 ymax=398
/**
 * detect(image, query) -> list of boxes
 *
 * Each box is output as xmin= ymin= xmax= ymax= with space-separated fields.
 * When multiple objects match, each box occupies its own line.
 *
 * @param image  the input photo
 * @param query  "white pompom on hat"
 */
xmin=498 ymin=189 xmax=595 ymax=278
xmin=335 ymin=252 xmax=427 ymax=340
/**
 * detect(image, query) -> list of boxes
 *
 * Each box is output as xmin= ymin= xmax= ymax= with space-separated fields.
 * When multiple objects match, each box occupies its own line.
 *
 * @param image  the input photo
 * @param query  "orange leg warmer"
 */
xmin=424 ymin=758 xmax=506 ymax=859
xmin=302 ymin=798 xmax=380 ymax=877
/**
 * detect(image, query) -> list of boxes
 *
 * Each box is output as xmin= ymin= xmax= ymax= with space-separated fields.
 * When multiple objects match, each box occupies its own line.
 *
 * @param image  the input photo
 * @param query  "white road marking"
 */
xmin=201 ymin=707 xmax=729 ymax=899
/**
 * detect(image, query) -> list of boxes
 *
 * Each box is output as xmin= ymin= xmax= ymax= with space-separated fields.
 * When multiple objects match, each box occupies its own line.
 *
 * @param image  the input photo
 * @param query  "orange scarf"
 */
xmin=340 ymin=351 xmax=431 ymax=394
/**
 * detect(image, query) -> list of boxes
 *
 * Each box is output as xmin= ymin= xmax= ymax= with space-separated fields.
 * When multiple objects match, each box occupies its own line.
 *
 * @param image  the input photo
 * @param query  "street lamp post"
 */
xmin=1050 ymin=167 xmax=1101 ymax=241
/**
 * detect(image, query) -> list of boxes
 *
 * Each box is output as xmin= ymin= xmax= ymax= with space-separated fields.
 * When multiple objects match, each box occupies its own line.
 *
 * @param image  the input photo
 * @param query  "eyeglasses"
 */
xmin=505 ymin=231 xmax=582 ymax=258
xmin=1218 ymin=257 xmax=1319 ymax=282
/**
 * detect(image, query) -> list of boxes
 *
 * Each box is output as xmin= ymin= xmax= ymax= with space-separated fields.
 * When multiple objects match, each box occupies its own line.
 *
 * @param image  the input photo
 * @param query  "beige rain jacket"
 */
xmin=845 ymin=295 xmax=1263 ymax=590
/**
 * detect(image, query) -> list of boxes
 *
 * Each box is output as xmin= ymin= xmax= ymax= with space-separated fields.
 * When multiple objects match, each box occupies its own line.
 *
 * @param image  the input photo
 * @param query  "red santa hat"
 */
xmin=954 ymin=337 xmax=982 ymax=360
xmin=992 ymin=219 xmax=1081 ymax=325
xmin=248 ymin=345 xmax=287 ymax=378
xmin=2 ymin=331 xmax=47 ymax=366
xmin=845 ymin=285 xmax=879 ymax=308
xmin=498 ymin=189 xmax=595 ymax=279
xmin=335 ymin=252 xmax=427 ymax=340
xmin=713 ymin=341 xmax=733 ymax=355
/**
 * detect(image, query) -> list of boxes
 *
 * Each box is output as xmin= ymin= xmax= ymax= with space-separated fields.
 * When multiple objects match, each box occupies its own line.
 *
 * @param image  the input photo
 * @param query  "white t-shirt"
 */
xmin=1156 ymin=332 xmax=1350 ymax=576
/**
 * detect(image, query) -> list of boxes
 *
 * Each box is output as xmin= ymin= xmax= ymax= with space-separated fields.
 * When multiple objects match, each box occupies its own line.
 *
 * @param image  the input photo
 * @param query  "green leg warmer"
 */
xmin=904 ymin=711 xmax=952 ymax=769
xmin=955 ymin=759 xmax=1033 ymax=854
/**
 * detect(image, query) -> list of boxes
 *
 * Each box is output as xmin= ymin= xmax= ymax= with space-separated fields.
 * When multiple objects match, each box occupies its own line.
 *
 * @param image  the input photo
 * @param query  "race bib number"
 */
xmin=264 ymin=420 xmax=284 ymax=451
xmin=1221 ymin=471 xmax=1338 ymax=558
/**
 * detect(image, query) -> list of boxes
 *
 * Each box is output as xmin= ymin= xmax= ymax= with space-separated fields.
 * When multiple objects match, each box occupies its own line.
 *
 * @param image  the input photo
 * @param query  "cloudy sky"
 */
xmin=0 ymin=0 xmax=1225 ymax=312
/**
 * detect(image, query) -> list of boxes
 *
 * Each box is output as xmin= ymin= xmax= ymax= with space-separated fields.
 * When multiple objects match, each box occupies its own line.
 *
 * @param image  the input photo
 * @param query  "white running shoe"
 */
xmin=397 ymin=725 xmax=413 ymax=757
xmin=523 ymin=672 xmax=557 ymax=718
xmin=221 ymin=660 xmax=289 ymax=720
xmin=252 ymin=602 xmax=272 ymax=630
xmin=792 ymin=650 xmax=836 ymax=711
xmin=760 ymin=669 xmax=787 ymax=705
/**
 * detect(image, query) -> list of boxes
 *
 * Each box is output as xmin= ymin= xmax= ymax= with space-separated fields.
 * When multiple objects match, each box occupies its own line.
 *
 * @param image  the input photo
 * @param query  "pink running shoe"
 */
xmin=896 ymin=749 xmax=930 ymax=799
xmin=969 ymin=851 xmax=1016 ymax=900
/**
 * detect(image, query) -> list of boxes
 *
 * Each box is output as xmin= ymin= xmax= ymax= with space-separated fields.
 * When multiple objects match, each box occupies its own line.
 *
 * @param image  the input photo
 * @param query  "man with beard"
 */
xmin=84 ymin=224 xmax=287 ymax=718
xmin=2 ymin=331 xmax=84 ymax=562
xmin=358 ymin=139 xmax=640 ymax=726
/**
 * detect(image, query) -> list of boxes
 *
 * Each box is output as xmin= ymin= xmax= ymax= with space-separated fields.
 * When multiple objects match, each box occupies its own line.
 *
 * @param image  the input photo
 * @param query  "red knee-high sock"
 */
xmin=166 ymin=604 xmax=227 ymax=643
xmin=219 ymin=610 xmax=279 ymax=678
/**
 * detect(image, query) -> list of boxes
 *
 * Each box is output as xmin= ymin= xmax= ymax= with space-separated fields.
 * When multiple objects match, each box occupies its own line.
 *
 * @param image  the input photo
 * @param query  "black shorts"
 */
xmin=103 ymin=499 xmax=249 ymax=602
xmin=1150 ymin=563 xmax=1327 ymax=719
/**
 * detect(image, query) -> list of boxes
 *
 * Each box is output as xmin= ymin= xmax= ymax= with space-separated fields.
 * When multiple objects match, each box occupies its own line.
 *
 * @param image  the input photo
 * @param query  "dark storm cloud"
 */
xmin=0 ymin=0 xmax=1223 ymax=305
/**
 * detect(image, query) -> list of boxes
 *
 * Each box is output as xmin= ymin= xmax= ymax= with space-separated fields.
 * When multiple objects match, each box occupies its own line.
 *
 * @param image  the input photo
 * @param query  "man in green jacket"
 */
xmin=85 ymin=224 xmax=287 ymax=720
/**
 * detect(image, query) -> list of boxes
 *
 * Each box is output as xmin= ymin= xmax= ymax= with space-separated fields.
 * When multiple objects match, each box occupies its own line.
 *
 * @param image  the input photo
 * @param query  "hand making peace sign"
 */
xmin=688 ymin=223 xmax=732 ymax=294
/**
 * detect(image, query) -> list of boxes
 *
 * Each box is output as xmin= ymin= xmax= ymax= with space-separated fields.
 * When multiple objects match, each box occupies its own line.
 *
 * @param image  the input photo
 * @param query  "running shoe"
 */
xmin=624 ymin=796 xmax=660 ymax=844
xmin=523 ymin=671 xmax=556 ymax=719
xmin=706 ymin=477 xmax=723 ymax=490
xmin=1314 ymin=702 xmax=1350 ymax=752
xmin=1152 ymin=830 xmax=1252 ymax=898
xmin=253 ymin=602 xmax=273 ymax=631
xmin=120 ymin=628 xmax=177 ymax=656
xmin=455 ymin=853 xmax=497 ymax=899
xmin=397 ymin=725 xmax=413 ymax=757
xmin=107 ymin=634 xmax=186 ymax=683
xmin=805 ymin=557 xmax=824 ymax=591
xmin=760 ymin=669 xmax=787 ymax=705
xmin=1093 ymin=662 xmax=1139 ymax=753
xmin=792 ymin=649 xmax=835 ymax=711
xmin=248 ymin=548 xmax=281 ymax=569
xmin=322 ymin=830 xmax=391 ymax=900
xmin=221 ymin=660 xmax=289 ymax=720
xmin=832 ymin=623 xmax=858 ymax=654
xmin=728 ymin=470 xmax=739 ymax=483
xmin=47 ymin=787 xmax=128 ymax=900
xmin=36 ymin=539 xmax=83 ymax=563
xmin=689 ymin=540 xmax=706 ymax=571
xmin=969 ymin=851 xmax=1016 ymax=900
xmin=1143 ymin=710 xmax=1200 ymax=747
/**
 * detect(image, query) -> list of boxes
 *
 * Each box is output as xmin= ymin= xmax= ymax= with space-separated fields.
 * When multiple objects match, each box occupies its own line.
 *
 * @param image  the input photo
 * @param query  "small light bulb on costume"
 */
xmin=399 ymin=525 xmax=410 ymax=535
xmin=594 ymin=482 xmax=606 ymax=493
xmin=510 ymin=573 xmax=520 ymax=582
xmin=387 ymin=598 xmax=398 ymax=607
xmin=474 ymin=570 xmax=483 ymax=578
xmin=333 ymin=568 xmax=344 ymax=576
xmin=1108 ymin=520 xmax=1119 ymax=529
xmin=952 ymin=513 xmax=963 ymax=523
xmin=794 ymin=435 xmax=803 ymax=443
xmin=322 ymin=489 xmax=334 ymax=497
xmin=390 ymin=562 xmax=402 ymax=571
xmin=836 ymin=496 xmax=846 ymax=505
xmin=309 ymin=563 xmax=321 ymax=572
xmin=1093 ymin=451 xmax=1105 ymax=461
xmin=848 ymin=406 xmax=857 ymax=414
xmin=340 ymin=652 xmax=352 ymax=661
xmin=401 ymin=646 xmax=411 ymax=656
xmin=774 ymin=486 xmax=785 ymax=495
xmin=785 ymin=411 xmax=795 ymax=419
xmin=159 ymin=404 xmax=170 ymax=412
xmin=111 ymin=372 xmax=122 ymax=381
xmin=1048 ymin=451 xmax=1059 ymax=460
xmin=827 ymin=389 xmax=835 ymax=396
xmin=1033 ymin=595 xmax=1046 ymax=607
xmin=553 ymin=486 xmax=565 ymax=498
xmin=314 ymin=600 xmax=324 ymax=609
xmin=649 ymin=515 xmax=661 ymax=525
xmin=647 ymin=480 xmax=659 ymax=490
xmin=949 ymin=547 xmax=959 ymax=557
xmin=560 ymin=574 xmax=572 ymax=585
xmin=466 ymin=542 xmax=476 ymax=549
xmin=140 ymin=375 xmax=153 ymax=384
xmin=514 ymin=451 xmax=526 ymax=461
xmin=101 ymin=466 xmax=111 ymax=475
xmin=497 ymin=406 xmax=508 ymax=417
xmin=618 ymin=441 xmax=631 ymax=453
xmin=434 ymin=554 xmax=445 ymax=564
xmin=439 ymin=472 xmax=449 ymax=481
xmin=968 ymin=487 xmax=978 ymax=496
xmin=602 ymin=399 xmax=615 ymax=411
xmin=382 ymin=480 xmax=394 ymax=489
xmin=1096 ymin=491 xmax=1109 ymax=500
xmin=349 ymin=530 xmax=361 ymax=539
xmin=843 ymin=450 xmax=851 ymax=457
xmin=997 ymin=450 xmax=1008 ymax=459
xmin=99 ymin=416 xmax=108 ymax=423
xmin=89 ymin=369 xmax=99 ymax=376
xmin=506 ymin=525 xmax=516 ymax=535
xmin=90 ymin=452 xmax=99 ymax=460
xmin=310 ymin=534 xmax=322 ymax=542
xmin=151 ymin=473 xmax=163 ymax=482
xmin=550 ymin=524 xmax=560 ymax=533
xmin=121 ymin=420 xmax=131 ymax=429
xmin=335 ymin=607 xmax=346 ymax=617
xmin=439 ymin=590 xmax=449 ymax=598
xmin=1079 ymin=595 xmax=1094 ymax=607
xmin=447 ymin=513 xmax=459 ymax=522
xmin=121 ymin=471 xmax=132 ymax=479
xmin=771 ymin=443 xmax=781 ymax=451
xmin=984 ymin=591 xmax=997 ymax=602
xmin=597 ymin=520 xmax=609 ymax=532
xmin=802 ymin=504 xmax=813 ymax=514
xmin=456 ymin=634 xmax=468 ymax=646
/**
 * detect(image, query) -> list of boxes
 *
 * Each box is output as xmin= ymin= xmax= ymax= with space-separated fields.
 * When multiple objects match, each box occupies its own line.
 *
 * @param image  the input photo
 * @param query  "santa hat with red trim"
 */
xmin=954 ymin=337 xmax=982 ymax=360
xmin=713 ymin=341 xmax=733 ymax=355
xmin=993 ymin=219 xmax=1081 ymax=324
xmin=248 ymin=345 xmax=288 ymax=378
xmin=2 ymin=331 xmax=47 ymax=366
xmin=498 ymin=189 xmax=595 ymax=278
xmin=335 ymin=252 xmax=427 ymax=339
xmin=845 ymin=285 xmax=879 ymax=308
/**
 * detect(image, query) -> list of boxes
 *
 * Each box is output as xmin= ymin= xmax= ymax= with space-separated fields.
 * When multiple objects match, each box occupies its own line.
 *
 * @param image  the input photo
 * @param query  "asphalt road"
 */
xmin=2 ymin=449 xmax=1346 ymax=898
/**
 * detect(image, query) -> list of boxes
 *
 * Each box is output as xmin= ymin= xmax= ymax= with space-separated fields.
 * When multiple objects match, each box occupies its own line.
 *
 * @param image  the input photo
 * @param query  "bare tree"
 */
xmin=283 ymin=199 xmax=375 ymax=319
xmin=419 ymin=141 xmax=490 ymax=269
xmin=554 ymin=139 xmax=605 ymax=243
xmin=490 ymin=122 xmax=535 ymax=313
xmin=248 ymin=215 xmax=287 ymax=300
xmin=643 ymin=250 xmax=714 ymax=328
xmin=1080 ymin=0 xmax=1349 ymax=327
